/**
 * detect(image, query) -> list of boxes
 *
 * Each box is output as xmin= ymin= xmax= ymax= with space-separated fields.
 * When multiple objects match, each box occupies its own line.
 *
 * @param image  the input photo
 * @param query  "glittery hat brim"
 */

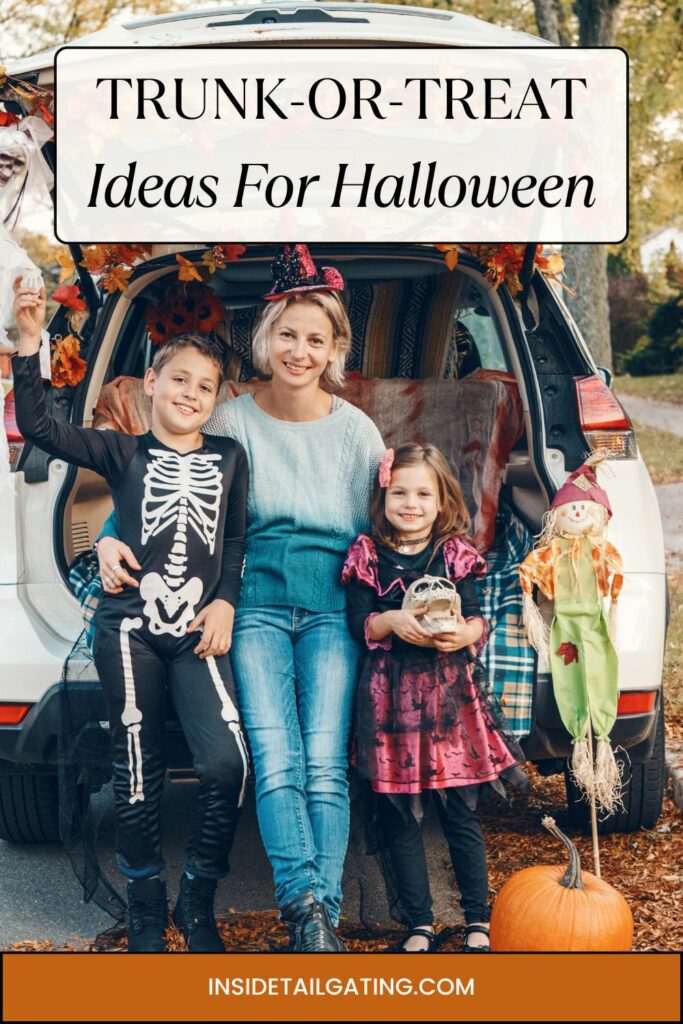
xmin=262 ymin=281 xmax=344 ymax=301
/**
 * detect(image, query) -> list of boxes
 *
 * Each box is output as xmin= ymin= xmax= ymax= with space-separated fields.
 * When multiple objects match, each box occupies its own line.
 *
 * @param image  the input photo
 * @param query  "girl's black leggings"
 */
xmin=378 ymin=788 xmax=490 ymax=926
xmin=93 ymin=617 xmax=249 ymax=881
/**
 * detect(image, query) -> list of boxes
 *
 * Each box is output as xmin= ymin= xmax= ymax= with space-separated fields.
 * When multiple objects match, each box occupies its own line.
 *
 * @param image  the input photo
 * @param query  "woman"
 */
xmin=96 ymin=245 xmax=385 ymax=950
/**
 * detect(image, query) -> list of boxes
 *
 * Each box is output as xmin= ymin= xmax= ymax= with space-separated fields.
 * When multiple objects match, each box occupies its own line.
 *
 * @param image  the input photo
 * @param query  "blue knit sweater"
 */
xmin=204 ymin=394 xmax=385 ymax=611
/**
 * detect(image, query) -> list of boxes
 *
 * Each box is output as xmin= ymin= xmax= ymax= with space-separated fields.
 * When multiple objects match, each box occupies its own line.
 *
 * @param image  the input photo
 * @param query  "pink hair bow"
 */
xmin=379 ymin=448 xmax=394 ymax=488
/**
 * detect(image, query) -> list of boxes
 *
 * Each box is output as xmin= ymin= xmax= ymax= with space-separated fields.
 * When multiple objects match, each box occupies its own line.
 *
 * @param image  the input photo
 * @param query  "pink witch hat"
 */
xmin=263 ymin=244 xmax=345 ymax=301
xmin=551 ymin=459 xmax=612 ymax=517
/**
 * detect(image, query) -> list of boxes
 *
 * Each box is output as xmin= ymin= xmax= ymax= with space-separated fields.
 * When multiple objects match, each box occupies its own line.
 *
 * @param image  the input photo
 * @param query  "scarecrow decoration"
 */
xmin=519 ymin=454 xmax=624 ymax=825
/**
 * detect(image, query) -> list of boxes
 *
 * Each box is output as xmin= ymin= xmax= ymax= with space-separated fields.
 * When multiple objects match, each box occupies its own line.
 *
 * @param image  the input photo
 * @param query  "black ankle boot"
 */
xmin=172 ymin=875 xmax=224 ymax=953
xmin=127 ymin=878 xmax=169 ymax=952
xmin=281 ymin=891 xmax=346 ymax=952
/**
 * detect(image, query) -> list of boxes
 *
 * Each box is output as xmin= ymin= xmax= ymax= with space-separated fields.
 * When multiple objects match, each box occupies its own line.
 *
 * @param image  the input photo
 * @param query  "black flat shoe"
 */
xmin=399 ymin=926 xmax=437 ymax=952
xmin=463 ymin=924 xmax=490 ymax=952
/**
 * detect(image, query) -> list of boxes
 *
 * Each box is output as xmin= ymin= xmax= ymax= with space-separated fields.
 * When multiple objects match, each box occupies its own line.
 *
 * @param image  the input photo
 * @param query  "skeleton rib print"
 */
xmin=139 ymin=449 xmax=224 ymax=637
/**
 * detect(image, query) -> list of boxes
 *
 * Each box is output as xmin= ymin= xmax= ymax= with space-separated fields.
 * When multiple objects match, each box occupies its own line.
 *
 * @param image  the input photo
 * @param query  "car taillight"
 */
xmin=575 ymin=375 xmax=638 ymax=459
xmin=0 ymin=703 xmax=32 ymax=725
xmin=617 ymin=691 xmax=657 ymax=715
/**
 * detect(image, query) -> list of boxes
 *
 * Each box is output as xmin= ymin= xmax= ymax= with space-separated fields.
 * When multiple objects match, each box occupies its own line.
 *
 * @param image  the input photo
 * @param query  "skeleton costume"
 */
xmin=13 ymin=352 xmax=249 ymax=881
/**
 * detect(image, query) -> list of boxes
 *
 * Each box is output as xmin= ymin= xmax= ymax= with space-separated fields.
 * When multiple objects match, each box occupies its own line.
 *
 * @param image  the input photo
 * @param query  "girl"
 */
xmin=342 ymin=443 xmax=526 ymax=952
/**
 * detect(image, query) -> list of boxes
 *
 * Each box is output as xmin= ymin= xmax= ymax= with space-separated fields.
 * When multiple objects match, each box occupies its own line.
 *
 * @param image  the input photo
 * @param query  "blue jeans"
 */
xmin=231 ymin=606 xmax=360 ymax=925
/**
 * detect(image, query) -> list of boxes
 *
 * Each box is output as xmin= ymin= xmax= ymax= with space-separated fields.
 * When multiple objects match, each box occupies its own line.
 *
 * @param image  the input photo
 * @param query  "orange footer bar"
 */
xmin=2 ymin=952 xmax=681 ymax=1022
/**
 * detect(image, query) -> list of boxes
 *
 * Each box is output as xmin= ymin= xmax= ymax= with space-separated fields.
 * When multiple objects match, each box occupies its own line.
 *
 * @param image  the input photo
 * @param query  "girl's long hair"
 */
xmin=370 ymin=442 xmax=472 ymax=553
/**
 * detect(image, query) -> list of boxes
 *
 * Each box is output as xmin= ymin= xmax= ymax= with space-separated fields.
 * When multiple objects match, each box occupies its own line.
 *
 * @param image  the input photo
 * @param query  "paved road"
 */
xmin=0 ymin=778 xmax=461 ymax=949
xmin=618 ymin=394 xmax=683 ymax=563
xmin=619 ymin=395 xmax=683 ymax=438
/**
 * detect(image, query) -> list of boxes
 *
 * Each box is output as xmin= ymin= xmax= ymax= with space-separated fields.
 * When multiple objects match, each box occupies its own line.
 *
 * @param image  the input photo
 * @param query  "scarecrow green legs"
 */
xmin=549 ymin=599 xmax=618 ymax=745
xmin=549 ymin=547 xmax=620 ymax=811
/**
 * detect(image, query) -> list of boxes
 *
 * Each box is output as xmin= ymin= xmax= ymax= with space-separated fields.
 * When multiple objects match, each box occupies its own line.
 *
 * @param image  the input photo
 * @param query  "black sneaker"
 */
xmin=172 ymin=875 xmax=224 ymax=953
xmin=281 ymin=891 xmax=346 ymax=952
xmin=127 ymin=878 xmax=169 ymax=953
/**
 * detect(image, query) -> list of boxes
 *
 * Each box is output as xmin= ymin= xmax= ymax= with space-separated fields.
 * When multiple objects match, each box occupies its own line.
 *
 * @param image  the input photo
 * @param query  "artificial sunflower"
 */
xmin=145 ymin=282 xmax=225 ymax=344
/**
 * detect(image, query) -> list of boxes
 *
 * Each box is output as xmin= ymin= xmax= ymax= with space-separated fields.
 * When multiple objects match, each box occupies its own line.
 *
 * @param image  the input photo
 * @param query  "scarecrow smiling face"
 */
xmin=554 ymin=499 xmax=606 ymax=538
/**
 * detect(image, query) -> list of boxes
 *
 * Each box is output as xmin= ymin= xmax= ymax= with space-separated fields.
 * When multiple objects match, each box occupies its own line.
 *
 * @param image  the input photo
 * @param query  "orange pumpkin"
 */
xmin=490 ymin=817 xmax=633 ymax=952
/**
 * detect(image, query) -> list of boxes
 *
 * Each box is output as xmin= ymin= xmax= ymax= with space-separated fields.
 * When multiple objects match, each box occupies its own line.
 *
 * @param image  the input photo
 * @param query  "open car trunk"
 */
xmin=58 ymin=247 xmax=549 ymax=572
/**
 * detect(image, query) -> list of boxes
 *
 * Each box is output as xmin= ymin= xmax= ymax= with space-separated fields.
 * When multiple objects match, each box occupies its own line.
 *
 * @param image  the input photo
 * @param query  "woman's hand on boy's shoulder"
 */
xmin=189 ymin=599 xmax=235 ymax=659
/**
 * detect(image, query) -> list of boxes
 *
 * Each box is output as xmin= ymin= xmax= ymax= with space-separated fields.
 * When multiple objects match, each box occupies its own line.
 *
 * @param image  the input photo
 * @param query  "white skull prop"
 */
xmin=402 ymin=575 xmax=461 ymax=634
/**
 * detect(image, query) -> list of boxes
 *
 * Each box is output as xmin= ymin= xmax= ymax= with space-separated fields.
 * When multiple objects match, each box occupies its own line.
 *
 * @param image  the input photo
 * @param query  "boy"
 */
xmin=12 ymin=279 xmax=249 ymax=952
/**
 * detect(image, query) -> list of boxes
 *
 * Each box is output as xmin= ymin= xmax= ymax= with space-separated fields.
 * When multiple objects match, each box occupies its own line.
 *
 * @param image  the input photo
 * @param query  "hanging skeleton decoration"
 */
xmin=0 ymin=142 xmax=26 ymax=188
xmin=138 ymin=449 xmax=224 ymax=636
xmin=1 ymin=116 xmax=53 ymax=348
xmin=0 ymin=118 xmax=53 ymax=226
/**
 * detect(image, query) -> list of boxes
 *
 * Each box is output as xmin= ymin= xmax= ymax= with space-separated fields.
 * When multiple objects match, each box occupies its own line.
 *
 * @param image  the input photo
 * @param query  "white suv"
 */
xmin=1 ymin=5 xmax=666 ymax=845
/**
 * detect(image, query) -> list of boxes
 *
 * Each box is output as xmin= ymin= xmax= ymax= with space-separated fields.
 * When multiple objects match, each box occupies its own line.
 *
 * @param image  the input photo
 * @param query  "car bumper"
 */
xmin=523 ymin=675 xmax=660 ymax=764
xmin=0 ymin=682 xmax=191 ymax=770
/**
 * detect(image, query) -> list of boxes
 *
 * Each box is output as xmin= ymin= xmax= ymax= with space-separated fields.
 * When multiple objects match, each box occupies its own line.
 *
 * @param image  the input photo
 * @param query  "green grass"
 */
xmin=632 ymin=421 xmax=683 ymax=484
xmin=615 ymin=374 xmax=683 ymax=406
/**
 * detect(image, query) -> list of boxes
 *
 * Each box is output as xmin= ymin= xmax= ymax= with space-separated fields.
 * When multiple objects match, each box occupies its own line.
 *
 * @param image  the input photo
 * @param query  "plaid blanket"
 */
xmin=476 ymin=500 xmax=536 ymax=739
xmin=68 ymin=550 xmax=101 ymax=653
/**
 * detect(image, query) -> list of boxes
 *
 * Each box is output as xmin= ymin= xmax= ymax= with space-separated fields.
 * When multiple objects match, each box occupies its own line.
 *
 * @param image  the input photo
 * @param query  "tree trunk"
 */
xmin=573 ymin=0 xmax=620 ymax=46
xmin=564 ymin=244 xmax=613 ymax=368
xmin=533 ymin=0 xmax=620 ymax=370
xmin=532 ymin=0 xmax=564 ymax=45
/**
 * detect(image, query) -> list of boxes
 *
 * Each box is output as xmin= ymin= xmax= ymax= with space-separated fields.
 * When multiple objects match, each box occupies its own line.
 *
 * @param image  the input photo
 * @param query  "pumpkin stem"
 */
xmin=541 ymin=815 xmax=585 ymax=889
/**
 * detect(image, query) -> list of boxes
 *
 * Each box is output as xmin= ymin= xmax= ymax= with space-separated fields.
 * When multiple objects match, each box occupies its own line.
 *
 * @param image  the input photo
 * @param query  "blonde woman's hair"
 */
xmin=370 ymin=442 xmax=472 ymax=552
xmin=251 ymin=290 xmax=352 ymax=388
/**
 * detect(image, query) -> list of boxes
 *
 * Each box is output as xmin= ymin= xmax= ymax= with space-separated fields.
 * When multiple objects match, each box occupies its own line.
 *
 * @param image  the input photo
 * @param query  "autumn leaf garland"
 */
xmin=48 ymin=243 xmax=245 ymax=381
xmin=435 ymin=243 xmax=565 ymax=296
xmin=0 ymin=68 xmax=54 ymax=124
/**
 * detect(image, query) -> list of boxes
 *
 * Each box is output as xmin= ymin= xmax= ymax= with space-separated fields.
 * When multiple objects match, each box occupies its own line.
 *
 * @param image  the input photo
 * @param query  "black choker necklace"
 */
xmin=396 ymin=534 xmax=431 ymax=554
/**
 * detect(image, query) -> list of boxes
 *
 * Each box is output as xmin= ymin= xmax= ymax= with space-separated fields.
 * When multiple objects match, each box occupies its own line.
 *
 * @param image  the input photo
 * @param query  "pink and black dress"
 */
xmin=342 ymin=533 xmax=525 ymax=812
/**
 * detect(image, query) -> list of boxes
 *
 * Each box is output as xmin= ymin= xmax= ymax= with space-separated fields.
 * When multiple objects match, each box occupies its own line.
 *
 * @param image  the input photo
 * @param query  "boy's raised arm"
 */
xmin=12 ymin=278 xmax=135 ymax=485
